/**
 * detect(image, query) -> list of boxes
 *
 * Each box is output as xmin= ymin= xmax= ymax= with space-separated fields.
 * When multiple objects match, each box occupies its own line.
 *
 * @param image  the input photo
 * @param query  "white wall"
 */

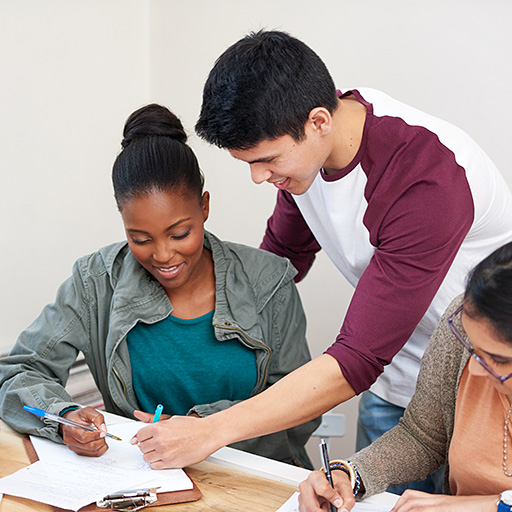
xmin=148 ymin=0 xmax=512 ymax=464
xmin=2 ymin=0 xmax=512 ymax=464
xmin=0 ymin=0 xmax=149 ymax=352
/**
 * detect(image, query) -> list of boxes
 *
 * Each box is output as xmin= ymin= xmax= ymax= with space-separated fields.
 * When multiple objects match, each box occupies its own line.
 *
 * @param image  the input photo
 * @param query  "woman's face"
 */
xmin=462 ymin=310 xmax=512 ymax=395
xmin=121 ymin=188 xmax=210 ymax=295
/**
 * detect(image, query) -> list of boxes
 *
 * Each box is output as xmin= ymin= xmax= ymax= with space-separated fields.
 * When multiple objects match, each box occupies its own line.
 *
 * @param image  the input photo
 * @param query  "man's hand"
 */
xmin=130 ymin=414 xmax=220 ymax=469
xmin=61 ymin=407 xmax=108 ymax=457
xmin=130 ymin=355 xmax=353 ymax=469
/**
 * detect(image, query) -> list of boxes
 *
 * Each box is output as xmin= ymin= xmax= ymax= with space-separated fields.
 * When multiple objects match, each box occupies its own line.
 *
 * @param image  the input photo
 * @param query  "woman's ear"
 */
xmin=201 ymin=191 xmax=210 ymax=222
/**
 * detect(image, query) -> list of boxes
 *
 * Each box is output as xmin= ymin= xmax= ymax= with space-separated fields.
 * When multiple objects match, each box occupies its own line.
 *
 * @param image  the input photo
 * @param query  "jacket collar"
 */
xmin=102 ymin=231 xmax=296 ymax=328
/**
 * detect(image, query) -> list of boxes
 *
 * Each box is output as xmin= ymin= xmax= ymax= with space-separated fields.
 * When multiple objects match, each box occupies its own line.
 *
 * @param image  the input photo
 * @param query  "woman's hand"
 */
xmin=130 ymin=414 xmax=221 ymax=469
xmin=391 ymin=490 xmax=499 ymax=511
xmin=61 ymin=407 xmax=109 ymax=457
xmin=298 ymin=469 xmax=355 ymax=511
xmin=133 ymin=409 xmax=172 ymax=423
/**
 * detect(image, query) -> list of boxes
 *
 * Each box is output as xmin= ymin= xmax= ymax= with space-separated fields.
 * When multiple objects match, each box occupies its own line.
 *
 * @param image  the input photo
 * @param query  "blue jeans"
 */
xmin=356 ymin=390 xmax=445 ymax=495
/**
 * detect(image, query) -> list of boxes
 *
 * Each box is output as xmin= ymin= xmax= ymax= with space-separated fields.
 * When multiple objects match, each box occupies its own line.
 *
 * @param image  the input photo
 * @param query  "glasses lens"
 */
xmin=448 ymin=306 xmax=512 ymax=383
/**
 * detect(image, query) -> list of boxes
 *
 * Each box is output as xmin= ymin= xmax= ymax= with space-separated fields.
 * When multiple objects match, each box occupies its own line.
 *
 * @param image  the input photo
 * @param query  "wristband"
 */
xmin=348 ymin=460 xmax=361 ymax=497
xmin=59 ymin=405 xmax=80 ymax=417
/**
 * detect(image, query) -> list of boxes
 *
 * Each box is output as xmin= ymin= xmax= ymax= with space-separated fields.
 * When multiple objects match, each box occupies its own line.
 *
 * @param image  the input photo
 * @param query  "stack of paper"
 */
xmin=0 ymin=419 xmax=192 ymax=511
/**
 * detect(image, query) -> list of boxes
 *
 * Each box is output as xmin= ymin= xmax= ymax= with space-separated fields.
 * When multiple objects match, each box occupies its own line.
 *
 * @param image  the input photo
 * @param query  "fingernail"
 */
xmin=101 ymin=423 xmax=107 ymax=432
xmin=333 ymin=498 xmax=343 ymax=508
xmin=130 ymin=437 xmax=138 ymax=445
xmin=99 ymin=432 xmax=106 ymax=438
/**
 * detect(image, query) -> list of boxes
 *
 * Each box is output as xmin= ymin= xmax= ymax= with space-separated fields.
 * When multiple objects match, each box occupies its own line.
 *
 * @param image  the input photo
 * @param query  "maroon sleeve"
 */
xmin=260 ymin=190 xmax=321 ymax=282
xmin=326 ymin=149 xmax=475 ymax=394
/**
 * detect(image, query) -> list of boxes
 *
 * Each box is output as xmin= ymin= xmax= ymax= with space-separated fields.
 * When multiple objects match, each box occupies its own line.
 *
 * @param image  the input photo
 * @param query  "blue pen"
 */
xmin=23 ymin=405 xmax=122 ymax=441
xmin=153 ymin=404 xmax=163 ymax=423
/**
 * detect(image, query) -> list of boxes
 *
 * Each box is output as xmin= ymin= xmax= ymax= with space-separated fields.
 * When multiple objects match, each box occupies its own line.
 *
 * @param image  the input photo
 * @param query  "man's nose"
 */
xmin=250 ymin=163 xmax=272 ymax=185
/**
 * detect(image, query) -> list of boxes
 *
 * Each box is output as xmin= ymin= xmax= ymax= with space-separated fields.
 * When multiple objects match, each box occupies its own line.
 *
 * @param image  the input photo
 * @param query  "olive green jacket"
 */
xmin=0 ymin=231 xmax=320 ymax=466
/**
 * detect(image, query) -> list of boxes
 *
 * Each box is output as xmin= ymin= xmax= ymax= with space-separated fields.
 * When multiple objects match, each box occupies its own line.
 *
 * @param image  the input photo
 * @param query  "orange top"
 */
xmin=449 ymin=363 xmax=512 ymax=494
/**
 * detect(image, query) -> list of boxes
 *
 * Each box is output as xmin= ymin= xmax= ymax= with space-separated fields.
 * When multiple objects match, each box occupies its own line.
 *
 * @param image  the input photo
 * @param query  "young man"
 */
xmin=132 ymin=31 xmax=512 ymax=482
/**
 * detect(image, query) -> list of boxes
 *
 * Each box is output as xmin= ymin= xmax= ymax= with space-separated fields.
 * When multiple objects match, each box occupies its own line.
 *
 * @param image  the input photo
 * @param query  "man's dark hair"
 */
xmin=195 ymin=30 xmax=338 ymax=150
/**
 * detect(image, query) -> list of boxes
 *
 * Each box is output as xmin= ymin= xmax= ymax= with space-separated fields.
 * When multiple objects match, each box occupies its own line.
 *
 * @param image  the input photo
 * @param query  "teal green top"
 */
xmin=126 ymin=310 xmax=258 ymax=416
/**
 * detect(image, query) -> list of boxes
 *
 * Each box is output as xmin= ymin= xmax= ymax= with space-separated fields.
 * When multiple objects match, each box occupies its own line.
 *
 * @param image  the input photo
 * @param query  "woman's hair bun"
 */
xmin=121 ymin=104 xmax=187 ymax=148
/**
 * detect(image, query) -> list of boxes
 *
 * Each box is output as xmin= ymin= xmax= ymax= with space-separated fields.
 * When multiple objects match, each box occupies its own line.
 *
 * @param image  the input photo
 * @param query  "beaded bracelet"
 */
xmin=348 ymin=461 xmax=361 ymax=497
xmin=323 ymin=459 xmax=361 ymax=497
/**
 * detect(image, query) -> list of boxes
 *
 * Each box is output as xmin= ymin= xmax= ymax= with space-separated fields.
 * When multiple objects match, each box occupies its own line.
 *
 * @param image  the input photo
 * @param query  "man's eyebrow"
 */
xmin=246 ymin=156 xmax=275 ymax=165
xmin=231 ymin=153 xmax=276 ymax=165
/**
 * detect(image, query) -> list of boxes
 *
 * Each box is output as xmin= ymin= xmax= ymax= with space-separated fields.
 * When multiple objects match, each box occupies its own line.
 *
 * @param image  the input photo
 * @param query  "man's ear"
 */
xmin=307 ymin=107 xmax=333 ymax=135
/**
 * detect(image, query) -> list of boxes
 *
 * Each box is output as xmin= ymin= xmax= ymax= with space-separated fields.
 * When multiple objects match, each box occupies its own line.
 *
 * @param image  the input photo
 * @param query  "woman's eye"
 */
xmin=172 ymin=230 xmax=191 ymax=240
xmin=131 ymin=239 xmax=150 ymax=245
xmin=491 ymin=357 xmax=511 ymax=367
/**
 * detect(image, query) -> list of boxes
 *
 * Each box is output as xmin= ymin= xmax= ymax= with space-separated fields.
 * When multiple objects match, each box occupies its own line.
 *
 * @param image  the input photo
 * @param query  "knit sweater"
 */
xmin=351 ymin=294 xmax=469 ymax=497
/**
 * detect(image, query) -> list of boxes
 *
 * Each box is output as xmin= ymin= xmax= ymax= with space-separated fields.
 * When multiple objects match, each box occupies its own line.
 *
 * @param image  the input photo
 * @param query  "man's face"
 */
xmin=229 ymin=131 xmax=330 ymax=196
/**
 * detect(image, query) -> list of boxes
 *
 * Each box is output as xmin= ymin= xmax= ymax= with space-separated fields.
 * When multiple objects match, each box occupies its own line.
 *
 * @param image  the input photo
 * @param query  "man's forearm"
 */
xmin=134 ymin=354 xmax=356 ymax=469
xmin=206 ymin=353 xmax=355 ymax=447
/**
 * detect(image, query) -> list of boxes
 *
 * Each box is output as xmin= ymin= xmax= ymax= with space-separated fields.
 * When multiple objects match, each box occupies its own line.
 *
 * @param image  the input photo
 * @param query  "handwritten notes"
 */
xmin=0 ymin=417 xmax=192 ymax=511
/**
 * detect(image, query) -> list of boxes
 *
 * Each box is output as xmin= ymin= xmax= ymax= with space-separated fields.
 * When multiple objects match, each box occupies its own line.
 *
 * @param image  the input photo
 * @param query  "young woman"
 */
xmin=298 ymin=241 xmax=512 ymax=510
xmin=0 ymin=104 xmax=319 ymax=468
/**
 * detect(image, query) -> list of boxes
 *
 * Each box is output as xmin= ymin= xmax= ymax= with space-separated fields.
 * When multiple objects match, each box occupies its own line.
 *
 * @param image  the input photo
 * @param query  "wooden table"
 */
xmin=0 ymin=420 xmax=297 ymax=512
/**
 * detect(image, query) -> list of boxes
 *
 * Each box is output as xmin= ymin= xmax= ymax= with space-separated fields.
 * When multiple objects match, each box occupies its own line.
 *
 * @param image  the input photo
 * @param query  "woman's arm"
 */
xmin=297 ymin=297 xmax=466 ymax=509
xmin=349 ymin=298 xmax=464 ymax=497
xmin=391 ymin=491 xmax=498 ymax=512
xmin=298 ymin=473 xmax=499 ymax=512
xmin=0 ymin=262 xmax=91 ymax=441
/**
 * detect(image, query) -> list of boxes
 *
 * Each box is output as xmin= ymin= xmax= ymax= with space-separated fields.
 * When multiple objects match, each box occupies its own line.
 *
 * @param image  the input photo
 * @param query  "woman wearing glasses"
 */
xmin=299 ymin=242 xmax=512 ymax=512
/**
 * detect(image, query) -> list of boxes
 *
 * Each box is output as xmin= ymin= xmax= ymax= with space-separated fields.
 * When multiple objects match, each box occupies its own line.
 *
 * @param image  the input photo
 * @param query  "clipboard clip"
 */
xmin=97 ymin=487 xmax=159 ymax=511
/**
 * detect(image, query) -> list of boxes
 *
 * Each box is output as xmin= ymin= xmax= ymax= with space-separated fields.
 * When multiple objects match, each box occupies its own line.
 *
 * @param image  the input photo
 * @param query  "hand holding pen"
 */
xmin=298 ymin=439 xmax=353 ymax=511
xmin=24 ymin=405 xmax=120 ymax=458
xmin=132 ymin=404 xmax=172 ymax=424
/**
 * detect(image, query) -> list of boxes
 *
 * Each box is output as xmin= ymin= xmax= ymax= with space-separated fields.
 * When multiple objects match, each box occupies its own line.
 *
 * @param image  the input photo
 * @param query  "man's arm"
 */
xmin=260 ymin=190 xmax=321 ymax=282
xmin=134 ymin=140 xmax=476 ymax=468
xmin=133 ymin=354 xmax=353 ymax=469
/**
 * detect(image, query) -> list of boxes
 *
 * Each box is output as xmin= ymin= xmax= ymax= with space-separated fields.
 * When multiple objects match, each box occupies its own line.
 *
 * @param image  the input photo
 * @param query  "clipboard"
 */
xmin=22 ymin=436 xmax=202 ymax=511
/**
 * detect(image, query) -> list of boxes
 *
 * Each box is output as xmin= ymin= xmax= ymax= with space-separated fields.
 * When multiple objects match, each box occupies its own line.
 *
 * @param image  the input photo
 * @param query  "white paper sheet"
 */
xmin=0 ymin=417 xmax=192 ymax=511
xmin=0 ymin=459 xmax=151 ymax=511
xmin=276 ymin=491 xmax=393 ymax=512
xmin=31 ymin=421 xmax=192 ymax=493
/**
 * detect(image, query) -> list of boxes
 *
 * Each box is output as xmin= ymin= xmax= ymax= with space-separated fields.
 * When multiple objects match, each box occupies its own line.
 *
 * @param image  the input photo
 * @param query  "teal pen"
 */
xmin=23 ymin=405 xmax=122 ymax=441
xmin=153 ymin=404 xmax=163 ymax=423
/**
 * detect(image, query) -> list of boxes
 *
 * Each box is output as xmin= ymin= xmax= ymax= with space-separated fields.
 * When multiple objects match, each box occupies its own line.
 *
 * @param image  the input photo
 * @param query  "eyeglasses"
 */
xmin=447 ymin=305 xmax=512 ymax=383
